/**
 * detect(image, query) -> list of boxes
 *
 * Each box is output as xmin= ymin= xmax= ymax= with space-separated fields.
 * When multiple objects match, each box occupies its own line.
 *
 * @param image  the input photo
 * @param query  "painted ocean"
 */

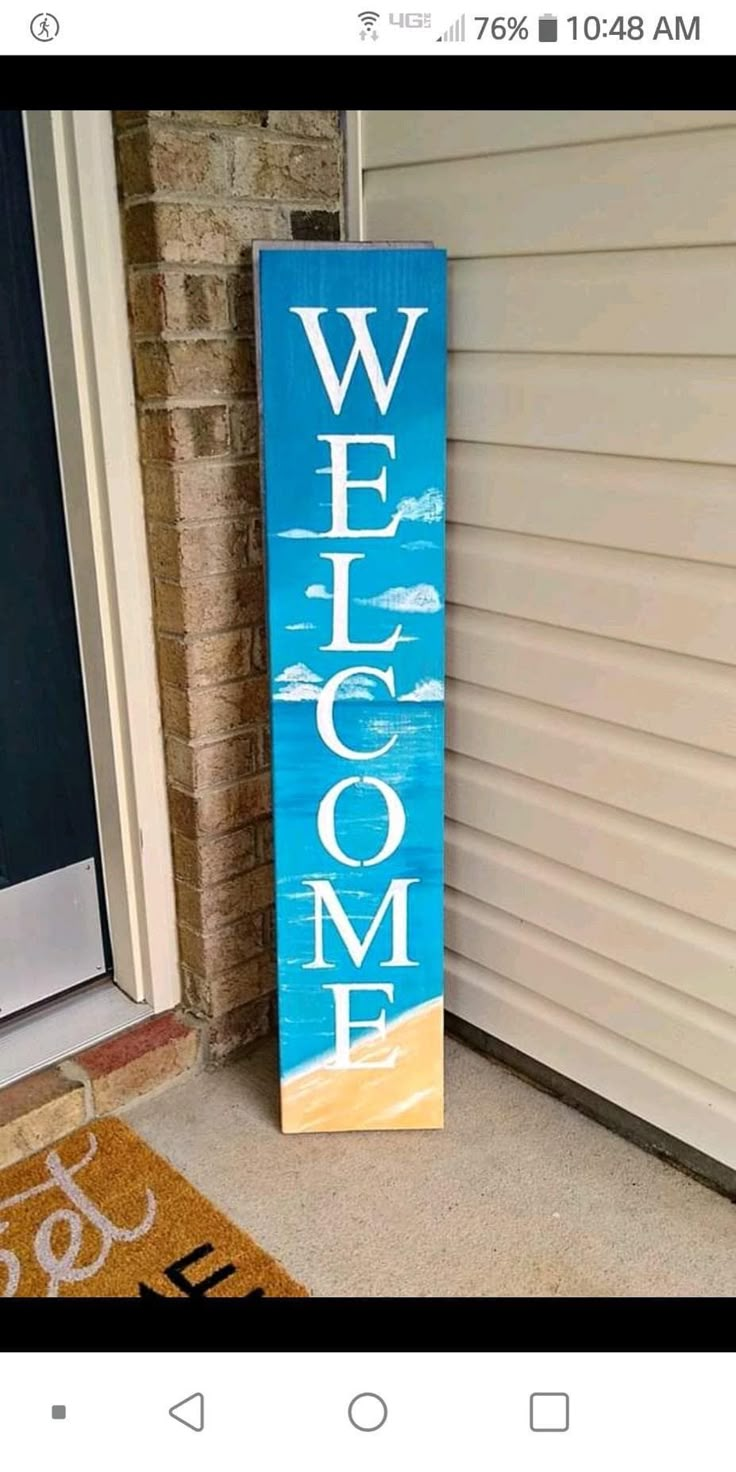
xmin=272 ymin=697 xmax=444 ymax=1080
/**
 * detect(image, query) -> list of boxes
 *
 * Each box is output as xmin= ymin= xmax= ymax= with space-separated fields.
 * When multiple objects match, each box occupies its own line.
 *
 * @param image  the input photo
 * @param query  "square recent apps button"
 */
xmin=530 ymin=1393 xmax=569 ymax=1432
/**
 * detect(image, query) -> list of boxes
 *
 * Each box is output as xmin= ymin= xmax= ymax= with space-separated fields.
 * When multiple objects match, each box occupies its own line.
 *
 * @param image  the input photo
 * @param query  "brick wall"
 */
xmin=113 ymin=110 xmax=344 ymax=1059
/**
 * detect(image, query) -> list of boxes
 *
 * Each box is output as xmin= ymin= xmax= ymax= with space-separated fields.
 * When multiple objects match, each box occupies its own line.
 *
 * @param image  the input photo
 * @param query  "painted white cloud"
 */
xmin=273 ymin=662 xmax=322 ymax=701
xmin=285 ymin=621 xmax=316 ymax=631
xmin=399 ymin=678 xmax=444 ymax=702
xmin=275 ymin=663 xmax=321 ymax=685
xmin=277 ymin=528 xmax=319 ymax=539
xmin=305 ymin=583 xmax=333 ymax=600
xmin=402 ymin=539 xmax=436 ymax=551
xmin=338 ymin=673 xmax=378 ymax=700
xmin=274 ymin=683 xmax=320 ymax=701
xmin=273 ymin=664 xmax=384 ymax=702
xmin=356 ymin=583 xmax=441 ymax=614
xmin=396 ymin=488 xmax=443 ymax=524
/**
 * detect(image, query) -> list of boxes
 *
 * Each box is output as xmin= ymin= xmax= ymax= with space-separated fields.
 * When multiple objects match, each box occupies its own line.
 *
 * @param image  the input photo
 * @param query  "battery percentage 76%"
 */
xmin=475 ymin=14 xmax=529 ymax=35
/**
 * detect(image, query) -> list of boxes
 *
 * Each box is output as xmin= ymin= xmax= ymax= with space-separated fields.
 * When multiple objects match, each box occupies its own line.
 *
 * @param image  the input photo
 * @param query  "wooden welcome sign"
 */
xmin=254 ymin=242 xmax=446 ymax=1133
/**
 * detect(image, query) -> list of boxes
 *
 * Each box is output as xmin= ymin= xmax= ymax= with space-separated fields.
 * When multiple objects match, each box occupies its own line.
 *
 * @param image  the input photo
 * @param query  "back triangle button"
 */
xmin=169 ymin=1393 xmax=204 ymax=1432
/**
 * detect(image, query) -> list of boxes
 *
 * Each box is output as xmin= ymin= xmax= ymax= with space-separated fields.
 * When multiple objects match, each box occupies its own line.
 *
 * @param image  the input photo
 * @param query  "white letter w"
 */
xmin=289 ymin=307 xmax=428 ymax=415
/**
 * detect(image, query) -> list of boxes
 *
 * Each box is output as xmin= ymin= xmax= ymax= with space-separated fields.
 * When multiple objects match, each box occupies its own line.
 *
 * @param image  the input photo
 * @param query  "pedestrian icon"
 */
xmin=30 ymin=12 xmax=60 ymax=40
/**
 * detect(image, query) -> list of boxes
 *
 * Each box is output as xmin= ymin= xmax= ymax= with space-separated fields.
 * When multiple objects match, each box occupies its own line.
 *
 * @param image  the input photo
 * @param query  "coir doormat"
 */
xmin=0 ymin=1116 xmax=308 ymax=1297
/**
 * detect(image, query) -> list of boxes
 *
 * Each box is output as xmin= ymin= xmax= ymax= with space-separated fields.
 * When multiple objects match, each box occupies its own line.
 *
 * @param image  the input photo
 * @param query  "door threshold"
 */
xmin=0 ymin=979 xmax=151 ymax=1090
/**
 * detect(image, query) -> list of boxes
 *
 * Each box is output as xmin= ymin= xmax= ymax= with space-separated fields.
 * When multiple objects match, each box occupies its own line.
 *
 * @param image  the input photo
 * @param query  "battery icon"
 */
xmin=538 ymin=12 xmax=558 ymax=38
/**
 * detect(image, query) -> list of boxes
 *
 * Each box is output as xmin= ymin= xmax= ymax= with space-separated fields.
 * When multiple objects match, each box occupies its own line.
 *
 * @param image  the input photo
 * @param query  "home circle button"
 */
xmin=348 ymin=1393 xmax=388 ymax=1432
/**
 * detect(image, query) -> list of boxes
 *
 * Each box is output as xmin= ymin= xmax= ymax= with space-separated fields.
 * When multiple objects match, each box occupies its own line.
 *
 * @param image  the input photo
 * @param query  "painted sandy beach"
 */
xmin=281 ymin=996 xmax=444 ymax=1133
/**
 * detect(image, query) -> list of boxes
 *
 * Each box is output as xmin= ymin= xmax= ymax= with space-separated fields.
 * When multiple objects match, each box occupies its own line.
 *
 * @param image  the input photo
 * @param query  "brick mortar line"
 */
xmin=128 ymin=263 xmax=255 ymax=278
xmin=141 ymin=451 xmax=259 ymax=466
xmin=160 ymin=677 xmax=268 ymax=698
xmin=159 ymin=644 xmax=266 ymax=662
xmin=161 ymin=671 xmax=263 ymax=685
xmin=169 ymin=735 xmax=270 ymax=759
xmin=165 ymin=727 xmax=269 ymax=746
xmin=138 ymin=395 xmax=257 ymax=410
xmin=154 ymin=571 xmax=265 ymax=590
xmin=118 ymin=123 xmax=338 ymax=144
xmin=167 ymin=724 xmax=269 ymax=749
xmin=125 ymin=258 xmax=272 ymax=274
xmin=182 ymin=962 xmax=273 ymax=989
xmin=121 ymin=136 xmax=340 ymax=158
xmin=141 ymin=457 xmax=250 ymax=471
xmin=167 ymin=765 xmax=270 ymax=788
xmin=168 ymin=770 xmax=272 ymax=800
xmin=124 ymin=257 xmax=293 ymax=272
xmin=167 ymin=788 xmax=270 ymax=812
xmin=130 ymin=133 xmax=340 ymax=154
xmin=159 ymin=626 xmax=263 ymax=639
xmin=177 ymin=860 xmax=273 ymax=895
xmin=133 ymin=330 xmax=254 ymax=345
xmin=169 ymin=733 xmax=270 ymax=760
xmin=162 ymin=682 xmax=266 ymax=701
xmin=157 ymin=618 xmax=263 ymax=641
xmin=168 ymin=778 xmax=271 ymax=804
xmin=144 ymin=484 xmax=259 ymax=498
xmin=177 ymin=906 xmax=274 ymax=936
xmin=137 ymin=392 xmax=261 ymax=407
xmin=139 ymin=401 xmax=259 ymax=415
xmin=145 ymin=510 xmax=262 ymax=530
xmin=167 ymin=743 xmax=269 ymax=769
xmin=143 ymin=451 xmax=258 ymax=465
xmin=161 ymin=678 xmax=263 ymax=698
xmin=144 ymin=490 xmax=261 ymax=503
xmin=170 ymin=824 xmax=269 ymax=848
xmin=163 ymin=735 xmax=269 ymax=755
xmin=169 ymin=747 xmax=270 ymax=769
xmin=116 ymin=120 xmax=338 ymax=140
xmin=145 ymin=508 xmax=262 ymax=525
xmin=178 ymin=910 xmax=273 ymax=944
xmin=157 ymin=620 xmax=269 ymax=643
xmin=144 ymin=515 xmax=263 ymax=532
xmin=177 ymin=912 xmax=273 ymax=937
xmin=161 ymin=675 xmax=266 ymax=698
xmin=121 ymin=191 xmax=339 ymax=210
xmin=167 ymin=750 xmax=270 ymax=775
xmin=174 ymin=846 xmax=270 ymax=880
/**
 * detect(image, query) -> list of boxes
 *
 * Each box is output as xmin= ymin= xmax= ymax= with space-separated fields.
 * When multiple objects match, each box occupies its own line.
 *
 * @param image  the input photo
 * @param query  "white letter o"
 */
xmin=317 ymin=776 xmax=406 ymax=868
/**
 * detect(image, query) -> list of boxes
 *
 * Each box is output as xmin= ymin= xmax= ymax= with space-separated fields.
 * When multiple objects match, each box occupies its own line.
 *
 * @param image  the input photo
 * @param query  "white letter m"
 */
xmin=302 ymin=878 xmax=419 ymax=969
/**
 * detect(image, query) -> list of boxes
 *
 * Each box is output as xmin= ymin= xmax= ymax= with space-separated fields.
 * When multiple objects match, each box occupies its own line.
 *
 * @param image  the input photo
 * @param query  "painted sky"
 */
xmin=258 ymin=247 xmax=447 ymax=707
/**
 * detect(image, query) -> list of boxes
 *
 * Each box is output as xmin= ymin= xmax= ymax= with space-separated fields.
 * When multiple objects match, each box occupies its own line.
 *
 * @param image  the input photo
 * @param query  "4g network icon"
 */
xmin=358 ymin=10 xmax=433 ymax=39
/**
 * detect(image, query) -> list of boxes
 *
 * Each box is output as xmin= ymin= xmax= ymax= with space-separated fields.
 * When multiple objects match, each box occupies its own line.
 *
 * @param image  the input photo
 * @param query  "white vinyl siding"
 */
xmin=358 ymin=110 xmax=736 ymax=1169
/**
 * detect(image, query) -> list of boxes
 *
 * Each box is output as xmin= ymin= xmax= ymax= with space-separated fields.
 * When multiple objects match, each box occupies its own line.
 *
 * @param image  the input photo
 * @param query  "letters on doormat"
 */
xmin=255 ymin=243 xmax=447 ymax=1133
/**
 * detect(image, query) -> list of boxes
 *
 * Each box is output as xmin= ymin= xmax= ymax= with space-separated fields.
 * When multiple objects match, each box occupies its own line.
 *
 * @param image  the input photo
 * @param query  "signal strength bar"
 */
xmin=437 ymin=11 xmax=466 ymax=38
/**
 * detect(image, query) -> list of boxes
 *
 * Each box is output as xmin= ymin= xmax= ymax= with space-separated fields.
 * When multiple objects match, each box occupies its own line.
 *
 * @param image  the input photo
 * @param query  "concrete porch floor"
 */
xmin=124 ymin=1036 xmax=736 ymax=1297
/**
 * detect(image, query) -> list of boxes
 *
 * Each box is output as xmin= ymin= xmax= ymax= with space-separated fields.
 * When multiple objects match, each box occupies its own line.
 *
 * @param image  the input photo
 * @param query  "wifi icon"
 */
xmin=358 ymin=9 xmax=380 ymax=38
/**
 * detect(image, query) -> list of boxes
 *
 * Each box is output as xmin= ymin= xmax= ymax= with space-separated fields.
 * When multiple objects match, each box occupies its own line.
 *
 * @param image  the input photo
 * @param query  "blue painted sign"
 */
xmin=255 ymin=243 xmax=446 ymax=1133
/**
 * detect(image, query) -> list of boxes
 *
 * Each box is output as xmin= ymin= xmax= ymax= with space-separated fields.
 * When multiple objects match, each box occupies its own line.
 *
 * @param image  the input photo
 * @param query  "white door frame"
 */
xmin=344 ymin=112 xmax=364 ymax=241
xmin=21 ymin=110 xmax=179 ymax=1015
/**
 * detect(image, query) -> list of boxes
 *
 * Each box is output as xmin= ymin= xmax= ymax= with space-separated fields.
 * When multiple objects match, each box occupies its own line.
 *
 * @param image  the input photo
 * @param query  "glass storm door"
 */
xmin=0 ymin=110 xmax=109 ymax=1021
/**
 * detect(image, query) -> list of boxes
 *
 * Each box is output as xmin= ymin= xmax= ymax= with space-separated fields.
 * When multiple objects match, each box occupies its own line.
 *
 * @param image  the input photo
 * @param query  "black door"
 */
xmin=0 ymin=110 xmax=109 ymax=1019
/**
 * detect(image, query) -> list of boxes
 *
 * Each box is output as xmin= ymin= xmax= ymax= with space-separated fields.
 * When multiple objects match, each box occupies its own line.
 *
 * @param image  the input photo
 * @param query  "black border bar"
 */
xmin=4 ymin=1300 xmax=735 ymax=1352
